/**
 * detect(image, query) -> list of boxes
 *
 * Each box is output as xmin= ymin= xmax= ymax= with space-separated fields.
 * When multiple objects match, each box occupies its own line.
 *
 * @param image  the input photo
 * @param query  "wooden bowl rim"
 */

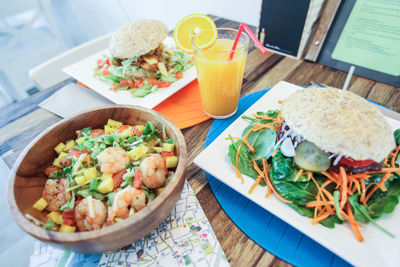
xmin=7 ymin=105 xmax=187 ymax=243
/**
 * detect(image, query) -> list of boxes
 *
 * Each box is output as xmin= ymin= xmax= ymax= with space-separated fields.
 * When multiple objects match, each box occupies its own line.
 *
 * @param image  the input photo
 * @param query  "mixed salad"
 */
xmin=228 ymin=110 xmax=400 ymax=241
xmin=29 ymin=119 xmax=179 ymax=232
xmin=94 ymin=45 xmax=193 ymax=98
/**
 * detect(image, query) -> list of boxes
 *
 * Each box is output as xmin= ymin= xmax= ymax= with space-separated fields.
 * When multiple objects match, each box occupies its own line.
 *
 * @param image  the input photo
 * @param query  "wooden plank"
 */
xmin=304 ymin=0 xmax=342 ymax=61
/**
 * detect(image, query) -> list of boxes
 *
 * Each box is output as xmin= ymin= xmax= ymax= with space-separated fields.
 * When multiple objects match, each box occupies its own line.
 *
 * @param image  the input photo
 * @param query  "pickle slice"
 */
xmin=294 ymin=141 xmax=330 ymax=172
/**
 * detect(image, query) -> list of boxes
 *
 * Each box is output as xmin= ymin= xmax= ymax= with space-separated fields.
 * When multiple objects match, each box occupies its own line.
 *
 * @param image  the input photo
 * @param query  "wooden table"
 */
xmin=1 ymin=16 xmax=400 ymax=266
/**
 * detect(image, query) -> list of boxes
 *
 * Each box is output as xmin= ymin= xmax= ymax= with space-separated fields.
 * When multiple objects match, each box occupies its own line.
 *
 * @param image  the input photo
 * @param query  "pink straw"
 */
xmin=229 ymin=23 xmax=268 ymax=60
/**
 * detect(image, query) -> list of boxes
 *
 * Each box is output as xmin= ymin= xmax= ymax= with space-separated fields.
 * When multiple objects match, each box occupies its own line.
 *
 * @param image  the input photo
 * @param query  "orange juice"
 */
xmin=193 ymin=30 xmax=249 ymax=118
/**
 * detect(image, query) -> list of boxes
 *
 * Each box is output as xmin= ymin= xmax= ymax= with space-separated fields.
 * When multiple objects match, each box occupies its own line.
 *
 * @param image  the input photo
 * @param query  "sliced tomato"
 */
xmin=134 ymin=169 xmax=142 ymax=189
xmin=105 ymin=57 xmax=110 ymax=65
xmin=102 ymin=69 xmax=110 ymax=76
xmin=132 ymin=126 xmax=142 ymax=137
xmin=112 ymin=170 xmax=126 ymax=189
xmin=134 ymin=78 xmax=145 ymax=88
xmin=68 ymin=149 xmax=90 ymax=166
xmin=147 ymin=77 xmax=157 ymax=86
xmin=175 ymin=72 xmax=183 ymax=79
xmin=156 ymin=81 xmax=171 ymax=88
xmin=161 ymin=151 xmax=174 ymax=158
xmin=128 ymin=78 xmax=135 ymax=88
xmin=339 ymin=157 xmax=375 ymax=168
xmin=119 ymin=79 xmax=128 ymax=87
xmin=97 ymin=59 xmax=103 ymax=69
xmin=62 ymin=210 xmax=75 ymax=226
xmin=45 ymin=166 xmax=61 ymax=176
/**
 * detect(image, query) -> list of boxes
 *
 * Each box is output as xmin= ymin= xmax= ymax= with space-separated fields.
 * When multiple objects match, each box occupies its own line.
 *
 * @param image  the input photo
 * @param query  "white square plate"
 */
xmin=193 ymin=81 xmax=400 ymax=267
xmin=63 ymin=37 xmax=197 ymax=109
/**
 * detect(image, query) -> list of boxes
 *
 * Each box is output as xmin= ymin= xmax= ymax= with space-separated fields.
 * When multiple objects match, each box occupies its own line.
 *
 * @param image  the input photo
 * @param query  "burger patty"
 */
xmin=277 ymin=122 xmax=382 ymax=174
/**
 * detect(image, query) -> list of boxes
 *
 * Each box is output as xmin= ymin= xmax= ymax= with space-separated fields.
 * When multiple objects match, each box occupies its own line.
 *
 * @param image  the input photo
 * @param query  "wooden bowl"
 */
xmin=7 ymin=106 xmax=187 ymax=253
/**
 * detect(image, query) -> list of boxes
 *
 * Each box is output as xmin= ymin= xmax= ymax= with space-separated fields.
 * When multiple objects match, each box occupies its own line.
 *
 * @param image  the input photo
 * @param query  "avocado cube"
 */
xmin=97 ymin=177 xmax=114 ymax=194
xmin=136 ymin=125 xmax=146 ymax=133
xmin=33 ymin=197 xmax=48 ymax=211
xmin=59 ymin=224 xmax=76 ymax=233
xmin=166 ymin=156 xmax=178 ymax=168
xmin=107 ymin=119 xmax=123 ymax=128
xmin=47 ymin=211 xmax=63 ymax=225
xmin=163 ymin=143 xmax=175 ymax=152
xmin=54 ymin=143 xmax=65 ymax=154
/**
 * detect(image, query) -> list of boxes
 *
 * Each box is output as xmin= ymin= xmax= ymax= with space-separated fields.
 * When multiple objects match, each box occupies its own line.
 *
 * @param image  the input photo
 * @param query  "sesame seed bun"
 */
xmin=109 ymin=19 xmax=169 ymax=59
xmin=280 ymin=87 xmax=395 ymax=162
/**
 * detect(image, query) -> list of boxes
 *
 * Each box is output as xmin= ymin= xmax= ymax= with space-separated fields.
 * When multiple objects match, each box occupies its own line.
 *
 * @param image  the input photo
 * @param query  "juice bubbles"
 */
xmin=193 ymin=29 xmax=249 ymax=118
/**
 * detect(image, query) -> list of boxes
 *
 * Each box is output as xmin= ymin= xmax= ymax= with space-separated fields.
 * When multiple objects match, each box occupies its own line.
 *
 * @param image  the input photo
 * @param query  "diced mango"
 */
xmin=163 ymin=143 xmax=175 ymax=152
xmin=128 ymin=144 xmax=149 ymax=161
xmin=75 ymin=175 xmax=86 ymax=185
xmin=76 ymin=137 xmax=86 ymax=145
xmin=59 ymin=224 xmax=76 ymax=233
xmin=107 ymin=119 xmax=123 ymax=128
xmin=54 ymin=143 xmax=65 ymax=154
xmin=166 ymin=156 xmax=178 ymax=168
xmin=33 ymin=198 xmax=48 ymax=211
xmin=101 ymin=173 xmax=113 ymax=181
xmin=97 ymin=177 xmax=114 ymax=194
xmin=63 ymin=140 xmax=75 ymax=152
xmin=84 ymin=167 xmax=98 ymax=181
xmin=154 ymin=147 xmax=163 ymax=153
xmin=53 ymin=157 xmax=61 ymax=168
xmin=104 ymin=125 xmax=115 ymax=134
xmin=136 ymin=125 xmax=146 ymax=133
xmin=47 ymin=211 xmax=63 ymax=225
xmin=156 ymin=187 xmax=165 ymax=196
xmin=120 ymin=128 xmax=133 ymax=138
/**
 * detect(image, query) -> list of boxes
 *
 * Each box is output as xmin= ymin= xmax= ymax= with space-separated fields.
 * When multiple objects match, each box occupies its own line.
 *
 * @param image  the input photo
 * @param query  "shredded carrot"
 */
xmin=363 ymin=173 xmax=392 ymax=205
xmin=368 ymin=168 xmax=400 ymax=173
xmin=321 ymin=172 xmax=337 ymax=183
xmin=271 ymin=149 xmax=278 ymax=157
xmin=384 ymin=157 xmax=390 ymax=167
xmin=360 ymin=179 xmax=366 ymax=203
xmin=278 ymin=100 xmax=283 ymax=104
xmin=225 ymin=137 xmax=240 ymax=140
xmin=231 ymin=164 xmax=244 ymax=184
xmin=251 ymin=158 xmax=264 ymax=177
xmin=311 ymin=210 xmax=333 ymax=225
xmin=293 ymin=169 xmax=303 ymax=182
xmin=391 ymin=145 xmax=400 ymax=168
xmin=249 ymin=175 xmax=263 ymax=194
xmin=306 ymin=171 xmax=313 ymax=181
xmin=261 ymin=159 xmax=292 ymax=204
xmin=346 ymin=202 xmax=364 ymax=242
xmin=340 ymin=167 xmax=348 ymax=208
xmin=252 ymin=114 xmax=277 ymax=121
xmin=265 ymin=186 xmax=272 ymax=198
xmin=321 ymin=188 xmax=334 ymax=202
xmin=242 ymin=128 xmax=255 ymax=153
xmin=306 ymin=201 xmax=334 ymax=208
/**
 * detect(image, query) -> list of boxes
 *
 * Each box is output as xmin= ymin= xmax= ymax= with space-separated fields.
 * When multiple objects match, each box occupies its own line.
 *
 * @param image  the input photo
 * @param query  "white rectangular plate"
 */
xmin=63 ymin=37 xmax=196 ymax=109
xmin=193 ymin=81 xmax=400 ymax=267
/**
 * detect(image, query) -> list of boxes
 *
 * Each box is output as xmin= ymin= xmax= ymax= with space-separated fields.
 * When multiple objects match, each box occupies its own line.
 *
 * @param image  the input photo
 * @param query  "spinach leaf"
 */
xmin=241 ymin=128 xmax=276 ymax=160
xmin=394 ymin=129 xmax=400 ymax=146
xmin=348 ymin=194 xmax=395 ymax=237
xmin=107 ymin=192 xmax=116 ymax=206
xmin=367 ymin=178 xmax=400 ymax=218
xmin=228 ymin=139 xmax=258 ymax=179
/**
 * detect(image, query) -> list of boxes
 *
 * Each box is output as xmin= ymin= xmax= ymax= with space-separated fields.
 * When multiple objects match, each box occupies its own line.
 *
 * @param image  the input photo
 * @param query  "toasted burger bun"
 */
xmin=109 ymin=19 xmax=169 ymax=59
xmin=281 ymin=87 xmax=395 ymax=162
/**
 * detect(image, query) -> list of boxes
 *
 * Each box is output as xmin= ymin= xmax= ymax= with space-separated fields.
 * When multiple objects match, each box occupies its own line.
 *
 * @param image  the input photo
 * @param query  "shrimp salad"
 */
xmin=29 ymin=119 xmax=178 ymax=232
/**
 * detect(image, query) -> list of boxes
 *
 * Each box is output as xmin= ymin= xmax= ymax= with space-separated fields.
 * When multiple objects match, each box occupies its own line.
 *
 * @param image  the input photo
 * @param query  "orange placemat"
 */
xmin=77 ymin=80 xmax=210 ymax=129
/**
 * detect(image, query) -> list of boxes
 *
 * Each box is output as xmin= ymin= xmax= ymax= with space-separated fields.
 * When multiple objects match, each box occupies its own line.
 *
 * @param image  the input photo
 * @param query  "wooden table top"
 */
xmin=1 ymin=16 xmax=400 ymax=266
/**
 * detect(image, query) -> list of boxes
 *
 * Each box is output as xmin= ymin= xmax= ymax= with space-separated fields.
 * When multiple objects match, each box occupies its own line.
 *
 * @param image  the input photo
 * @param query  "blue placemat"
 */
xmin=204 ymin=89 xmax=351 ymax=267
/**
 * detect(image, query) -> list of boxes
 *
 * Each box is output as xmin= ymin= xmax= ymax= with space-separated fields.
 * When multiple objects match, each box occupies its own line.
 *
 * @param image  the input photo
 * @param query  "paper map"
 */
xmin=30 ymin=181 xmax=229 ymax=267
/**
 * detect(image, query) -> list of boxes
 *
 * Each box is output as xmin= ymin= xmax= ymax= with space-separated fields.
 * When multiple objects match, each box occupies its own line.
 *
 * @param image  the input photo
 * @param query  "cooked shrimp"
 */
xmin=114 ymin=125 xmax=133 ymax=136
xmin=42 ymin=178 xmax=71 ymax=211
xmin=139 ymin=154 xmax=167 ymax=189
xmin=108 ymin=186 xmax=146 ymax=221
xmin=97 ymin=147 xmax=130 ymax=174
xmin=90 ymin=129 xmax=105 ymax=138
xmin=75 ymin=196 xmax=107 ymax=231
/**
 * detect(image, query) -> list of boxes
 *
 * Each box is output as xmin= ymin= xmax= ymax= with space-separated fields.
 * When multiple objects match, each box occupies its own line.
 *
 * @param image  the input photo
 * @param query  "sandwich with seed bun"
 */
xmin=95 ymin=19 xmax=193 ymax=97
xmin=279 ymin=87 xmax=395 ymax=173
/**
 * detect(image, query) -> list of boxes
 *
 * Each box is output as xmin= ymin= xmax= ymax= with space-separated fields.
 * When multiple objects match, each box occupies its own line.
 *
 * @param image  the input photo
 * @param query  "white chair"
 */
xmin=29 ymin=33 xmax=111 ymax=90
xmin=0 ymin=0 xmax=67 ymax=101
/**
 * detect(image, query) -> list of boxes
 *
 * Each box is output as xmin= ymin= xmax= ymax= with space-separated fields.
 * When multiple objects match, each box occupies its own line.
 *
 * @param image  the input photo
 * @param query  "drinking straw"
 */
xmin=339 ymin=65 xmax=355 ymax=102
xmin=116 ymin=0 xmax=132 ymax=22
xmin=229 ymin=23 xmax=268 ymax=60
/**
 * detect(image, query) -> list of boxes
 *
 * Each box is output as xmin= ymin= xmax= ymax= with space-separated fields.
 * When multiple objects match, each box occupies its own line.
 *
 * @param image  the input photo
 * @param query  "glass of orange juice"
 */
xmin=192 ymin=28 xmax=249 ymax=119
